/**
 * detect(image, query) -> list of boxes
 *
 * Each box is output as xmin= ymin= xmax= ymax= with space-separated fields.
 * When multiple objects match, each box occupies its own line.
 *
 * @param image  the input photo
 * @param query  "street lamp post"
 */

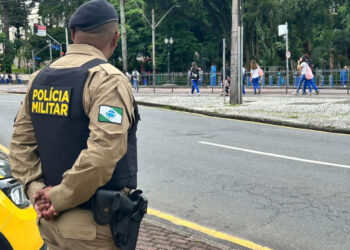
xmin=164 ymin=37 xmax=173 ymax=83
xmin=132 ymin=1 xmax=180 ymax=89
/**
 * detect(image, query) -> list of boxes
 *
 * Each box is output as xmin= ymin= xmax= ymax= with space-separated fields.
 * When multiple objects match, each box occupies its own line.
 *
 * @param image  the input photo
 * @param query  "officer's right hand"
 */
xmin=42 ymin=204 xmax=59 ymax=221
xmin=34 ymin=197 xmax=50 ymax=219
xmin=34 ymin=186 xmax=60 ymax=220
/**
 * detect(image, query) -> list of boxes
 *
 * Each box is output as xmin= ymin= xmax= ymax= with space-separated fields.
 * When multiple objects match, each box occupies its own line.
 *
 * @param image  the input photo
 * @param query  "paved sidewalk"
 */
xmin=137 ymin=220 xmax=226 ymax=250
xmin=134 ymin=87 xmax=350 ymax=134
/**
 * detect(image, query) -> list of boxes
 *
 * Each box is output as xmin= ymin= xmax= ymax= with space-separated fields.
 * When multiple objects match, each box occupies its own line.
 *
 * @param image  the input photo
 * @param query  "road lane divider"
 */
xmin=199 ymin=141 xmax=350 ymax=169
xmin=0 ymin=144 xmax=9 ymax=155
xmin=148 ymin=208 xmax=272 ymax=250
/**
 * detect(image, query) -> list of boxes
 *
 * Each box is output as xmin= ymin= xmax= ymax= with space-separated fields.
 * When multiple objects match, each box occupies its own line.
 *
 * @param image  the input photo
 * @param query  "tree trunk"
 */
xmin=256 ymin=36 xmax=259 ymax=60
xmin=307 ymin=41 xmax=312 ymax=54
xmin=244 ymin=42 xmax=250 ymax=68
xmin=329 ymin=49 xmax=334 ymax=70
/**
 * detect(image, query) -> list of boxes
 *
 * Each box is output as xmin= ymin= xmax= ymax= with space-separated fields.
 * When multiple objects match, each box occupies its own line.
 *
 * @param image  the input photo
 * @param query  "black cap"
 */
xmin=69 ymin=0 xmax=118 ymax=31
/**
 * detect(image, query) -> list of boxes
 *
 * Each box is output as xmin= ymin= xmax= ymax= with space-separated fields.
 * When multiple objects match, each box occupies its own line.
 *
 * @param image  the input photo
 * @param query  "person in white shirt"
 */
xmin=131 ymin=69 xmax=140 ymax=89
xmin=296 ymin=54 xmax=317 ymax=95
xmin=250 ymin=60 xmax=261 ymax=95
xmin=126 ymin=71 xmax=132 ymax=81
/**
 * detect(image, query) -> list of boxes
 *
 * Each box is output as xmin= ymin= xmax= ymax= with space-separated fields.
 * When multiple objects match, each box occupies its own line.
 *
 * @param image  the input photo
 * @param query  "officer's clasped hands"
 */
xmin=33 ymin=186 xmax=59 ymax=220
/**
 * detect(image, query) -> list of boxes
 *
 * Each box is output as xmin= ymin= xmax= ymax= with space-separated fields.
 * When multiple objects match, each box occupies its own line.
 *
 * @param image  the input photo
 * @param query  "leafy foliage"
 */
xmin=1 ymin=0 xmax=349 ymax=72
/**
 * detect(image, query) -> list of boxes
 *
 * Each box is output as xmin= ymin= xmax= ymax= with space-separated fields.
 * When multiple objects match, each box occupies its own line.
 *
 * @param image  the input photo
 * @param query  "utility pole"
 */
xmin=65 ymin=27 xmax=69 ymax=47
xmin=238 ymin=0 xmax=243 ymax=103
xmin=223 ymin=39 xmax=226 ymax=103
xmin=131 ymin=1 xmax=179 ymax=89
xmin=152 ymin=9 xmax=156 ymax=87
xmin=278 ymin=22 xmax=289 ymax=93
xmin=285 ymin=22 xmax=289 ymax=93
xmin=32 ymin=50 xmax=35 ymax=72
xmin=230 ymin=0 xmax=241 ymax=104
xmin=120 ymin=0 xmax=127 ymax=72
xmin=49 ymin=40 xmax=52 ymax=61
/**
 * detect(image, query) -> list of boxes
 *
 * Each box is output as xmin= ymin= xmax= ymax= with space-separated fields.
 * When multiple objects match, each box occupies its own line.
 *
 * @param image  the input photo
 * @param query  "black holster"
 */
xmin=91 ymin=189 xmax=148 ymax=250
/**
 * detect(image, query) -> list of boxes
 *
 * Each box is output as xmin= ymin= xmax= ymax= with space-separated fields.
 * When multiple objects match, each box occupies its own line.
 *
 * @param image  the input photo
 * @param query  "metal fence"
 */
xmin=136 ymin=70 xmax=350 ymax=90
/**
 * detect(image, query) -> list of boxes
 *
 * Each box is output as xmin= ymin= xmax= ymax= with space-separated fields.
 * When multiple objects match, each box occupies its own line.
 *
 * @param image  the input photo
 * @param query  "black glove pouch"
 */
xmin=91 ymin=189 xmax=148 ymax=250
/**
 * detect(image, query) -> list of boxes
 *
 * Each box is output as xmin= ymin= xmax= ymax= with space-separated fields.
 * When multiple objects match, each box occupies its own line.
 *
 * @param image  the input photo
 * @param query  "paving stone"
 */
xmin=136 ymin=221 xmax=224 ymax=250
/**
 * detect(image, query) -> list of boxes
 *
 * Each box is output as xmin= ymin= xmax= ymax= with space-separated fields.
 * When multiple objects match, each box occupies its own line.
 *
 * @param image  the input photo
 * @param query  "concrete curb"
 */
xmin=136 ymin=101 xmax=350 ymax=135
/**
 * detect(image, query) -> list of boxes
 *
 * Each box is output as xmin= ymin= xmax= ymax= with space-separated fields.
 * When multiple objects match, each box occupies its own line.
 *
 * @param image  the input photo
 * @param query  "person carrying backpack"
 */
xmin=190 ymin=62 xmax=200 ymax=96
xmin=296 ymin=54 xmax=319 ymax=95
xmin=306 ymin=57 xmax=320 ymax=95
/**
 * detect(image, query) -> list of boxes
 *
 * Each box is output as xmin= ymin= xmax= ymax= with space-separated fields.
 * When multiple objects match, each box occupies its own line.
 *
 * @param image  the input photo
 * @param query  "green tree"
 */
xmin=0 ymin=0 xmax=34 ymax=71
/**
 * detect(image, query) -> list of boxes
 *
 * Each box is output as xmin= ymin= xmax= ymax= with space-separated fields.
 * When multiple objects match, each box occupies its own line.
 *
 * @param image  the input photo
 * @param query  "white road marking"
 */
xmin=199 ymin=141 xmax=350 ymax=169
xmin=0 ymin=100 xmax=21 ymax=104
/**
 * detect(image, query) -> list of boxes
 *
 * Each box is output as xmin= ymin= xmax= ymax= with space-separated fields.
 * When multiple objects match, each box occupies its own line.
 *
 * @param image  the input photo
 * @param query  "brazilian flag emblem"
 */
xmin=98 ymin=105 xmax=123 ymax=124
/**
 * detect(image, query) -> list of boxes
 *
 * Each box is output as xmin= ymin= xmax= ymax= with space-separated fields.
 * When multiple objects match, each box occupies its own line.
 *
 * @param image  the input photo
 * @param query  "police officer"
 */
xmin=9 ymin=0 xmax=139 ymax=249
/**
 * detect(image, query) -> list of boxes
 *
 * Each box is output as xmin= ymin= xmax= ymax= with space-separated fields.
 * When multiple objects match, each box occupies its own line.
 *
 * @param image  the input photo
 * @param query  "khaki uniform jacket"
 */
xmin=9 ymin=44 xmax=135 ymax=212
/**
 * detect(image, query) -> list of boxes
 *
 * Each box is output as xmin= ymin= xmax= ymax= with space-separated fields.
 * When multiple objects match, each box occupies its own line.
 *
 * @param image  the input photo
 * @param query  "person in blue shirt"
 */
xmin=340 ymin=66 xmax=348 ymax=88
xmin=242 ymin=66 xmax=246 ymax=94
xmin=210 ymin=64 xmax=216 ymax=86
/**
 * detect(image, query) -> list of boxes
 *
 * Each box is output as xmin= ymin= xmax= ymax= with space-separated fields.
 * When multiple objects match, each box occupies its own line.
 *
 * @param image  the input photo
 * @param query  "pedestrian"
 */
xmin=190 ymin=62 xmax=200 ymax=96
xmin=306 ymin=56 xmax=320 ymax=94
xmin=9 ymin=0 xmax=146 ymax=249
xmin=221 ymin=63 xmax=230 ymax=96
xmin=198 ymin=67 xmax=203 ymax=86
xmin=132 ymin=68 xmax=140 ymax=89
xmin=7 ymin=73 xmax=12 ymax=84
xmin=187 ymin=67 xmax=191 ymax=85
xmin=250 ymin=59 xmax=261 ymax=95
xmin=141 ymin=69 xmax=147 ymax=85
xmin=242 ymin=66 xmax=246 ymax=94
xmin=15 ymin=73 xmax=22 ymax=84
xmin=147 ymin=70 xmax=151 ymax=84
xmin=340 ymin=65 xmax=348 ymax=88
xmin=4 ymin=72 xmax=8 ymax=84
xmin=126 ymin=71 xmax=132 ymax=81
xmin=296 ymin=54 xmax=318 ymax=95
xmin=210 ymin=63 xmax=216 ymax=86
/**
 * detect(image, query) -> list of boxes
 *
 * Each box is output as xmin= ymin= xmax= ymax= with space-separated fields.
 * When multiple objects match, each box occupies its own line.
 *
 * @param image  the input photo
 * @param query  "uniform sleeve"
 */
xmin=49 ymin=71 xmax=134 ymax=212
xmin=9 ymin=72 xmax=46 ymax=204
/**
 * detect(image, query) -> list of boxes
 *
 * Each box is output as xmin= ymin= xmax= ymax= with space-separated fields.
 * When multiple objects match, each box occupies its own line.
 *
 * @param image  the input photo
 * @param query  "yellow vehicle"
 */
xmin=0 ymin=150 xmax=44 ymax=250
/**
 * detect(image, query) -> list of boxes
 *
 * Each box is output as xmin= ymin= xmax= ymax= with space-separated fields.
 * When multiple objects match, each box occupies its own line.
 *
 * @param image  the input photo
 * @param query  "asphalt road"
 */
xmin=1 ymin=93 xmax=350 ymax=250
xmin=0 ymin=93 xmax=23 ymax=147
xmin=137 ymin=105 xmax=350 ymax=250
